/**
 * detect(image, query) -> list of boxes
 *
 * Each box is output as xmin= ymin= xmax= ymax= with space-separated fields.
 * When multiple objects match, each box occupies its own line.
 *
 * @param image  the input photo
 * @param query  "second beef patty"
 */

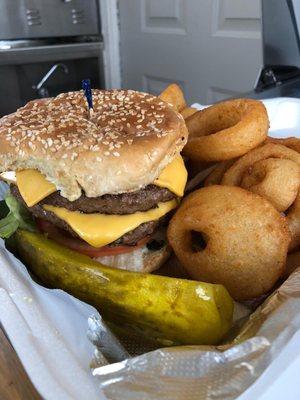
xmin=11 ymin=185 xmax=174 ymax=246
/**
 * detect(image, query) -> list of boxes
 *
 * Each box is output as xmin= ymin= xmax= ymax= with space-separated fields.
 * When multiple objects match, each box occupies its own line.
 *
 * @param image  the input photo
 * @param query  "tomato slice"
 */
xmin=36 ymin=219 xmax=150 ymax=257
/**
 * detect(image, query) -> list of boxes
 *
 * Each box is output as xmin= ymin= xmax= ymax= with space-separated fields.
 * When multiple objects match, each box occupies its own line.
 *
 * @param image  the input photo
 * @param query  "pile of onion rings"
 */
xmin=163 ymin=88 xmax=300 ymax=301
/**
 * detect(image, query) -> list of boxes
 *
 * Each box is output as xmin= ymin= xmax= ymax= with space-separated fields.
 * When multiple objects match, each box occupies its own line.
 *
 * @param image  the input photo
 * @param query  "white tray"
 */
xmin=0 ymin=97 xmax=299 ymax=400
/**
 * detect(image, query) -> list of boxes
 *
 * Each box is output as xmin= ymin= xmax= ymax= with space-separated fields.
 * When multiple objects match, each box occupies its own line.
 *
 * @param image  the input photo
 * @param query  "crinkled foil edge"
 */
xmin=89 ymin=267 xmax=300 ymax=400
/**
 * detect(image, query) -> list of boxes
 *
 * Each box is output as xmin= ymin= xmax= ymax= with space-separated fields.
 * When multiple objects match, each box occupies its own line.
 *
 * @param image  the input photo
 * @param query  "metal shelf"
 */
xmin=0 ymin=41 xmax=103 ymax=65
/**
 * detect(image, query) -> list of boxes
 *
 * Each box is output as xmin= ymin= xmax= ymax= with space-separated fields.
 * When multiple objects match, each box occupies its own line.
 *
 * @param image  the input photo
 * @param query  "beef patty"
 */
xmin=11 ymin=184 xmax=175 ymax=215
xmin=11 ymin=185 xmax=173 ymax=246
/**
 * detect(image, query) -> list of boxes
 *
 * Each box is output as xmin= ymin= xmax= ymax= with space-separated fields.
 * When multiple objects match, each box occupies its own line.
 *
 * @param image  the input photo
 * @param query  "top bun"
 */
xmin=0 ymin=89 xmax=188 ymax=201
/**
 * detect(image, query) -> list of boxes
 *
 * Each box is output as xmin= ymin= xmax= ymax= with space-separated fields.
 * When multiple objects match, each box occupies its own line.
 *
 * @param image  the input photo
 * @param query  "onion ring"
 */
xmin=159 ymin=84 xmax=186 ymax=112
xmin=287 ymin=191 xmax=300 ymax=251
xmin=183 ymin=99 xmax=269 ymax=162
xmin=181 ymin=107 xmax=197 ymax=119
xmin=267 ymin=137 xmax=300 ymax=153
xmin=240 ymin=158 xmax=300 ymax=212
xmin=204 ymin=141 xmax=268 ymax=186
xmin=221 ymin=143 xmax=300 ymax=251
xmin=167 ymin=186 xmax=290 ymax=300
xmin=204 ymin=159 xmax=236 ymax=186
xmin=222 ymin=143 xmax=300 ymax=185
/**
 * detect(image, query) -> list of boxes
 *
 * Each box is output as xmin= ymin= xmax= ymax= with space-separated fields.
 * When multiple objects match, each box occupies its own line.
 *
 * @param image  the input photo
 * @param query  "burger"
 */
xmin=0 ymin=89 xmax=188 ymax=272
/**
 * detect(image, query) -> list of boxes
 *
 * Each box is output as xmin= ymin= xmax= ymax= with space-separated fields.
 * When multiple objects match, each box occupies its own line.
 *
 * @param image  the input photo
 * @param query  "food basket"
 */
xmin=0 ymin=97 xmax=300 ymax=400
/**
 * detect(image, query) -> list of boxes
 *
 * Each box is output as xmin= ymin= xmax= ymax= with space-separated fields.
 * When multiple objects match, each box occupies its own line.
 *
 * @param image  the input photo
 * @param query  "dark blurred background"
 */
xmin=1 ymin=0 xmax=300 ymax=116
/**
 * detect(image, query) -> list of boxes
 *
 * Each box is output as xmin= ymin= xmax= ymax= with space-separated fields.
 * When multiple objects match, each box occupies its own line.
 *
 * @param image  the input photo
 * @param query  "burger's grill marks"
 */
xmin=0 ymin=90 xmax=176 ymax=161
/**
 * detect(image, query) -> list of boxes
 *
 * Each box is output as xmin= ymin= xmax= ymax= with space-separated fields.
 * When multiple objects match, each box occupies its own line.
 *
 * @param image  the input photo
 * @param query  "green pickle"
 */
xmin=15 ymin=230 xmax=234 ymax=345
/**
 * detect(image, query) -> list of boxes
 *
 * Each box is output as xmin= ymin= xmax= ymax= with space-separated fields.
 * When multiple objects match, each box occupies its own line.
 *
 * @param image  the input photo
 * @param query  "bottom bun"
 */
xmin=93 ymin=244 xmax=171 ymax=273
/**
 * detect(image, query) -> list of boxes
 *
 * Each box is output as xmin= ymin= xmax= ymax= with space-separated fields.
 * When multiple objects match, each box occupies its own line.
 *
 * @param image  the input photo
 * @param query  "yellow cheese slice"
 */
xmin=16 ymin=170 xmax=56 ymax=207
xmin=14 ymin=155 xmax=187 ymax=208
xmin=154 ymin=155 xmax=187 ymax=196
xmin=44 ymin=199 xmax=177 ymax=248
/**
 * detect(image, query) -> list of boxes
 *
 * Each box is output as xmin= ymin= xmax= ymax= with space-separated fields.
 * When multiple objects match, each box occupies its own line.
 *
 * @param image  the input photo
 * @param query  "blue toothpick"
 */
xmin=82 ymin=79 xmax=93 ymax=114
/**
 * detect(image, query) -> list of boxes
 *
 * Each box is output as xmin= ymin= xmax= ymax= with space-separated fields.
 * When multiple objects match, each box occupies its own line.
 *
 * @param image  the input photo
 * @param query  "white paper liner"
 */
xmin=0 ymin=182 xmax=103 ymax=400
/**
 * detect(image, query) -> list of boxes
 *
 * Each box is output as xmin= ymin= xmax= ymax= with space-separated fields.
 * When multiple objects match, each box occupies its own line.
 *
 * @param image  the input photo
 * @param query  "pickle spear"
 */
xmin=15 ymin=230 xmax=233 ymax=345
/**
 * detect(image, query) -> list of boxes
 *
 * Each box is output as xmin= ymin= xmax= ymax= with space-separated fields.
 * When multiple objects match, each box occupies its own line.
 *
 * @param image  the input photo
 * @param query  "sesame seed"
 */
xmin=28 ymin=142 xmax=36 ymax=150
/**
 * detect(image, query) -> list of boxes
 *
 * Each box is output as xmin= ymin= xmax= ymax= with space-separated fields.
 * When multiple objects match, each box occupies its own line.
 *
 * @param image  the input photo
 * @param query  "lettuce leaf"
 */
xmin=0 ymin=192 xmax=36 ymax=238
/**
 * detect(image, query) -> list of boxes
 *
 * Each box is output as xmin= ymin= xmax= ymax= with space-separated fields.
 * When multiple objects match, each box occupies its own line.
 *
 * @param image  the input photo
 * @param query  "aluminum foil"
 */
xmin=90 ymin=267 xmax=300 ymax=400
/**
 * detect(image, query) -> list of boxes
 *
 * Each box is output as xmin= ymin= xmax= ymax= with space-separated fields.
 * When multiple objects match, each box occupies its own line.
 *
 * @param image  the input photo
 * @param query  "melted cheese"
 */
xmin=154 ymin=155 xmax=187 ymax=196
xmin=44 ymin=199 xmax=177 ymax=248
xmin=16 ymin=170 xmax=56 ymax=207
xmin=13 ymin=155 xmax=187 ymax=207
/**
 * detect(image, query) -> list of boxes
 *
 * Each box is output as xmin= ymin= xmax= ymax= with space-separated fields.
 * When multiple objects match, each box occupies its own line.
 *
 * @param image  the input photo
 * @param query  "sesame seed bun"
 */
xmin=0 ymin=90 xmax=188 ymax=201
